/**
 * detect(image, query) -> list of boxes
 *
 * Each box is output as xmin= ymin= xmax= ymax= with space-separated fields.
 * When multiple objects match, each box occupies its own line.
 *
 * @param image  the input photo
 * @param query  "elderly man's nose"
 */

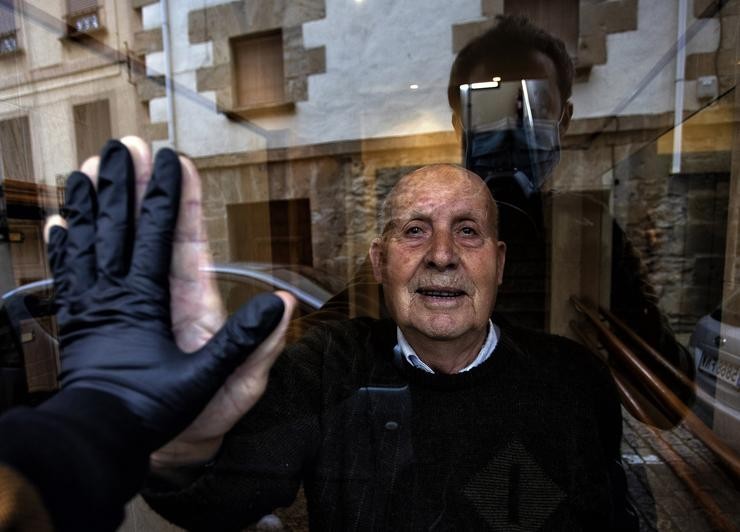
xmin=426 ymin=231 xmax=458 ymax=269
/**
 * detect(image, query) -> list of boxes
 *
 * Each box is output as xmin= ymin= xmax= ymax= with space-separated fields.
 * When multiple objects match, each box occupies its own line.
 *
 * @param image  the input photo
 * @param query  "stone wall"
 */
xmin=612 ymin=145 xmax=730 ymax=334
xmin=193 ymin=132 xmax=458 ymax=282
xmin=194 ymin=110 xmax=732 ymax=335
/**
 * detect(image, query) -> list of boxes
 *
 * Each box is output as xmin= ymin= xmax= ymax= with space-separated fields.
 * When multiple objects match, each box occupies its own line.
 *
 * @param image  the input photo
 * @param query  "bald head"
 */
xmin=369 ymin=163 xmax=507 ymax=368
xmin=380 ymin=164 xmax=499 ymax=239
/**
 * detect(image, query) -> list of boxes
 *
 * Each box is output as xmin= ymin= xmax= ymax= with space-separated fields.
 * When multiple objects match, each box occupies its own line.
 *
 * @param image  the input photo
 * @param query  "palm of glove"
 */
xmin=48 ymin=141 xmax=283 ymax=451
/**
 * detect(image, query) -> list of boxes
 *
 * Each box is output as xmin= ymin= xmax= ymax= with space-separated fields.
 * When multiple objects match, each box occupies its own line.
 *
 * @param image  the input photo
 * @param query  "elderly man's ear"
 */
xmin=369 ymin=238 xmax=385 ymax=284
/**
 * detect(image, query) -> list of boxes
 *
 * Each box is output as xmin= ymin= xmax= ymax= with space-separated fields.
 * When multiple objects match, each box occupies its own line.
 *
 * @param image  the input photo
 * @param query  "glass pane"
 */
xmin=0 ymin=1 xmax=738 ymax=530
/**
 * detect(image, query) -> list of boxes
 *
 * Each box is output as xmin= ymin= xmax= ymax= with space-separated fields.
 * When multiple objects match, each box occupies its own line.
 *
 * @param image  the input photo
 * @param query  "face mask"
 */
xmin=464 ymin=116 xmax=561 ymax=198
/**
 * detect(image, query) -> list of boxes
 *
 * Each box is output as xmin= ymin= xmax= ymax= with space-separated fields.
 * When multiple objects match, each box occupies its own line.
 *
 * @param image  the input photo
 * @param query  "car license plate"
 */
xmin=699 ymin=352 xmax=740 ymax=388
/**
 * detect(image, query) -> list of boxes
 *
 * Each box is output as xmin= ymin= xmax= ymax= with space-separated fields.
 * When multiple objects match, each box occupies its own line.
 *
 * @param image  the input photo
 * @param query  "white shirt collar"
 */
xmin=394 ymin=320 xmax=499 ymax=374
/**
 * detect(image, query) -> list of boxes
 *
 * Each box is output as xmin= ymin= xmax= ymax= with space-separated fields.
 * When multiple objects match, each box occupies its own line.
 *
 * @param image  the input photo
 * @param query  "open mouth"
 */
xmin=416 ymin=288 xmax=465 ymax=298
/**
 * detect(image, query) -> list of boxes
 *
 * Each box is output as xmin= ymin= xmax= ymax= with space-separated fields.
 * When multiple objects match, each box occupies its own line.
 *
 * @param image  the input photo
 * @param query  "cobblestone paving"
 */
xmin=621 ymin=409 xmax=740 ymax=531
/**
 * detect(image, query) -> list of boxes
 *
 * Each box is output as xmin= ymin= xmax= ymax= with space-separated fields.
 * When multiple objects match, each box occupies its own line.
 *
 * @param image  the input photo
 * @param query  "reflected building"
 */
xmin=129 ymin=0 xmax=736 ymax=343
xmin=0 ymin=1 xmax=738 ymax=527
xmin=0 ymin=0 xmax=149 ymax=289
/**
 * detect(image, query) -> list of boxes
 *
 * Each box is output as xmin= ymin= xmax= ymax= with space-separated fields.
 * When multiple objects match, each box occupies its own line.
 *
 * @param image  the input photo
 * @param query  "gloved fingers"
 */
xmin=94 ymin=140 xmax=136 ymax=287
xmin=44 ymin=215 xmax=70 ymax=306
xmin=64 ymin=171 xmax=98 ymax=296
xmin=130 ymin=148 xmax=182 ymax=290
xmin=120 ymin=135 xmax=153 ymax=216
xmin=195 ymin=292 xmax=294 ymax=385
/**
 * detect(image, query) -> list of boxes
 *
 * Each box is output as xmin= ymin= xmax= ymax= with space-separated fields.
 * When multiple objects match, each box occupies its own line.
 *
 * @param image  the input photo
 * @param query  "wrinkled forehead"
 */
xmin=387 ymin=167 xmax=495 ymax=226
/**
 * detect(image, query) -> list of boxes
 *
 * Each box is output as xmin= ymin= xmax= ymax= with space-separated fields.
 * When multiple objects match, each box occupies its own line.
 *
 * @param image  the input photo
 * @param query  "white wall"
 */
xmin=145 ymin=0 xmax=723 ymax=153
xmin=258 ymin=0 xmax=480 ymax=146
xmin=573 ymin=0 xmax=720 ymax=119
xmin=146 ymin=0 xmax=268 ymax=156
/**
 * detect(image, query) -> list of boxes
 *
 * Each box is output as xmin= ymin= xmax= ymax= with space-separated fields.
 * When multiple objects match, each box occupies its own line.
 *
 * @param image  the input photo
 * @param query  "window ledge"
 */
xmin=0 ymin=47 xmax=22 ymax=58
xmin=225 ymin=101 xmax=295 ymax=119
xmin=60 ymin=7 xmax=106 ymax=42
xmin=59 ymin=26 xmax=107 ymax=43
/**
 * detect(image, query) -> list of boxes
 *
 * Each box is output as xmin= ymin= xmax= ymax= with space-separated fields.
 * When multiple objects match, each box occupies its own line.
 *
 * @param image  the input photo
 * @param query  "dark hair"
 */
xmin=447 ymin=15 xmax=574 ymax=114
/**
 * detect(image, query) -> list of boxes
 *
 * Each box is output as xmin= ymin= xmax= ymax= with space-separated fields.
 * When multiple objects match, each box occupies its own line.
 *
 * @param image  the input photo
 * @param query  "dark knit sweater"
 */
xmin=146 ymin=319 xmax=636 ymax=531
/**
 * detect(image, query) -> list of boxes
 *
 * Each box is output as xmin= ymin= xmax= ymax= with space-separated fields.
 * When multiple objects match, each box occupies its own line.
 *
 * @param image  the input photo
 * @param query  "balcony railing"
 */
xmin=65 ymin=6 xmax=101 ymax=37
xmin=0 ymin=30 xmax=18 ymax=55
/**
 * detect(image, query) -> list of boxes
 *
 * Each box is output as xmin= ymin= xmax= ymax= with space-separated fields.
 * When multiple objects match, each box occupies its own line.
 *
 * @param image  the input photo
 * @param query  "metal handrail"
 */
xmin=570 ymin=315 xmax=738 ymax=531
xmin=600 ymin=306 xmax=695 ymax=391
xmin=611 ymin=371 xmax=737 ymax=531
xmin=570 ymin=296 xmax=740 ymax=481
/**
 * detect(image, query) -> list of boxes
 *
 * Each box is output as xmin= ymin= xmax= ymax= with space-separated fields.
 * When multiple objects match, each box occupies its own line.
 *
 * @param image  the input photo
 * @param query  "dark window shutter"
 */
xmin=0 ymin=117 xmax=33 ymax=182
xmin=73 ymin=100 xmax=112 ymax=166
xmin=67 ymin=0 xmax=98 ymax=15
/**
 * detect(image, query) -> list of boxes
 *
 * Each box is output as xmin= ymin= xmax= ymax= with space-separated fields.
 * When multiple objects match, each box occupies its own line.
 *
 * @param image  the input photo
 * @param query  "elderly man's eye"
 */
xmin=460 ymin=226 xmax=478 ymax=236
xmin=405 ymin=226 xmax=424 ymax=236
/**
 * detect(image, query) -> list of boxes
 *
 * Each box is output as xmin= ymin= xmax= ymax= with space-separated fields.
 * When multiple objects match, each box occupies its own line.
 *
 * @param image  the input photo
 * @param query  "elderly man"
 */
xmin=313 ymin=15 xmax=692 ymax=429
xmin=145 ymin=164 xmax=636 ymax=530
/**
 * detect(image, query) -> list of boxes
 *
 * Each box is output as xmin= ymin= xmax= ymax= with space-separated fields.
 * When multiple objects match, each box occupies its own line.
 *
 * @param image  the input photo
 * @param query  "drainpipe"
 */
xmin=160 ymin=0 xmax=177 ymax=149
xmin=671 ymin=0 xmax=688 ymax=174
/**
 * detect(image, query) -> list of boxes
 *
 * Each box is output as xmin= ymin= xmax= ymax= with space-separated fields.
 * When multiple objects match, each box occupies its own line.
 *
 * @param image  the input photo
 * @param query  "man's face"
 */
xmin=369 ymin=166 xmax=506 ymax=343
xmin=452 ymin=50 xmax=572 ymax=138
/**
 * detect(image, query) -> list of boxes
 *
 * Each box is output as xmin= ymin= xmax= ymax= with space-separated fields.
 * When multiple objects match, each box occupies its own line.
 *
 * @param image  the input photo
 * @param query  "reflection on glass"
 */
xmin=0 ymin=2 xmax=737 ymax=530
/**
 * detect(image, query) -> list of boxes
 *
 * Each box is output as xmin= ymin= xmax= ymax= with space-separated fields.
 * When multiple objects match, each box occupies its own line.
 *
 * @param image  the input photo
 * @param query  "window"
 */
xmin=0 ymin=116 xmax=33 ymax=182
xmin=227 ymin=199 xmax=313 ymax=266
xmin=66 ymin=0 xmax=101 ymax=35
xmin=231 ymin=30 xmax=285 ymax=108
xmin=0 ymin=0 xmax=18 ymax=55
xmin=73 ymin=100 xmax=111 ymax=166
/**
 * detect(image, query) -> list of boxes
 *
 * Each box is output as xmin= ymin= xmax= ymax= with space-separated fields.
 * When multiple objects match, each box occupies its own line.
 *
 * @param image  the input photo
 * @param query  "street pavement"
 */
xmin=621 ymin=409 xmax=740 ymax=531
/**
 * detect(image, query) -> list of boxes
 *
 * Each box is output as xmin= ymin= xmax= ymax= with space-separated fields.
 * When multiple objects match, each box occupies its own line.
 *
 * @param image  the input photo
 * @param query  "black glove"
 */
xmin=46 ymin=140 xmax=284 ymax=449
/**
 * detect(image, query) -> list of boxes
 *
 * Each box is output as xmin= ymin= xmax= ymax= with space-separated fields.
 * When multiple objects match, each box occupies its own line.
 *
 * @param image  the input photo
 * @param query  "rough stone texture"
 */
xmin=186 ymin=0 xmax=326 ymax=113
xmin=188 ymin=101 xmax=729 ymax=334
xmin=131 ymin=0 xmax=157 ymax=9
xmin=142 ymin=121 xmax=168 ymax=142
xmin=576 ymin=0 xmax=638 ymax=74
xmin=191 ymin=134 xmax=458 ymax=279
xmin=620 ymin=413 xmax=740 ymax=531
xmin=685 ymin=52 xmax=718 ymax=81
xmin=694 ymin=0 xmax=725 ymax=18
xmin=576 ymin=31 xmax=607 ymax=68
xmin=719 ymin=14 xmax=737 ymax=50
xmin=195 ymin=64 xmax=231 ymax=93
xmin=580 ymin=0 xmax=638 ymax=36
xmin=717 ymin=48 xmax=737 ymax=94
xmin=452 ymin=0 xmax=639 ymax=78
xmin=481 ymin=0 xmax=504 ymax=18
xmin=135 ymin=75 xmax=165 ymax=102
xmin=188 ymin=0 xmax=326 ymax=43
xmin=613 ymin=139 xmax=730 ymax=332
xmin=132 ymin=27 xmax=163 ymax=55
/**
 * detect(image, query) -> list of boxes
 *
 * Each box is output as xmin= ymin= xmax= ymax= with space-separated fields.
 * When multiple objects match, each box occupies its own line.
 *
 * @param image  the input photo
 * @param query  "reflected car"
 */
xmin=688 ymin=292 xmax=740 ymax=452
xmin=0 ymin=262 xmax=343 ymax=409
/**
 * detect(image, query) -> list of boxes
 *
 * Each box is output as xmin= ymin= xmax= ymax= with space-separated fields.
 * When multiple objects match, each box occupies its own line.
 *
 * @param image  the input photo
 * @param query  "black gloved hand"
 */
xmin=46 ymin=140 xmax=284 ymax=450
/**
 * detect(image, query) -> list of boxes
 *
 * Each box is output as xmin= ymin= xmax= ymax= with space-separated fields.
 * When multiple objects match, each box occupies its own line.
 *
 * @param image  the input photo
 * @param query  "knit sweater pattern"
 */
xmin=145 ymin=318 xmax=633 ymax=531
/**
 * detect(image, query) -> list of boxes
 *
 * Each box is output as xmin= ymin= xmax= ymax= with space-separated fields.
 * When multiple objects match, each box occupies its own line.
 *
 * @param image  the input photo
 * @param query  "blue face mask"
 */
xmin=464 ymin=117 xmax=561 ymax=198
